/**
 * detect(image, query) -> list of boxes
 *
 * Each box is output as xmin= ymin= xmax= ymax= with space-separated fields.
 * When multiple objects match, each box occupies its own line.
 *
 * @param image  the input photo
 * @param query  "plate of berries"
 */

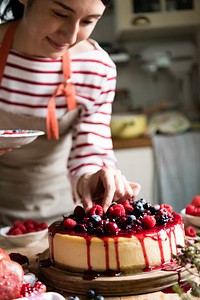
xmin=0 ymin=219 xmax=48 ymax=247
xmin=0 ymin=129 xmax=45 ymax=148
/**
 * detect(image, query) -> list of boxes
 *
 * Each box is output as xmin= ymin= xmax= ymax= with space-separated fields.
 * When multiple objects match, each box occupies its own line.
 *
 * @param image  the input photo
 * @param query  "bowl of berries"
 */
xmin=181 ymin=195 xmax=200 ymax=228
xmin=0 ymin=219 xmax=48 ymax=247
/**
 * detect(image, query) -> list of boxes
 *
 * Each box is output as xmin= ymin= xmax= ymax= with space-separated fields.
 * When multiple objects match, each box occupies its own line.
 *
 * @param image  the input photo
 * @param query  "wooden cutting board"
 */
xmin=38 ymin=250 xmax=192 ymax=296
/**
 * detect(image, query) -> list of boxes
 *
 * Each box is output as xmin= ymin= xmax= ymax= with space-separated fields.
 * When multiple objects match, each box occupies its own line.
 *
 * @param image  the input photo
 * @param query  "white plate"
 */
xmin=0 ymin=226 xmax=48 ymax=247
xmin=18 ymin=292 xmax=65 ymax=300
xmin=0 ymin=129 xmax=45 ymax=148
xmin=181 ymin=208 xmax=200 ymax=228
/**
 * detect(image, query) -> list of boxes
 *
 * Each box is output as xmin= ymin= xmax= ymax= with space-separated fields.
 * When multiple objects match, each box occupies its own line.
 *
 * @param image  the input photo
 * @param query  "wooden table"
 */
xmin=0 ymin=236 xmax=181 ymax=300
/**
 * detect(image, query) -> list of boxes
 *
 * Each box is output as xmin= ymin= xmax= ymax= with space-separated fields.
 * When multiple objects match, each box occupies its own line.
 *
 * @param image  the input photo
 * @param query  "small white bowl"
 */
xmin=0 ymin=226 xmax=48 ymax=247
xmin=181 ymin=208 xmax=200 ymax=228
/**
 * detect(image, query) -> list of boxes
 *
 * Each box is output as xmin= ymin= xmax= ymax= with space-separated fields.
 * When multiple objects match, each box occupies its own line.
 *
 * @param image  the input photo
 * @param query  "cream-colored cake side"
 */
xmin=49 ymin=222 xmax=185 ymax=273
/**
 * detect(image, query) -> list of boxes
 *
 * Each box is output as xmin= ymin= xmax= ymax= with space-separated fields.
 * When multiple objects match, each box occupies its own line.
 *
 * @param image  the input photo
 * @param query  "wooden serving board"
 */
xmin=38 ymin=250 xmax=191 ymax=296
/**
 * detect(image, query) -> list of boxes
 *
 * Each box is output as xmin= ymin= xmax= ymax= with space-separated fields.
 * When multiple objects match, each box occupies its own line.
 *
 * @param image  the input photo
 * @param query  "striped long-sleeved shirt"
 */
xmin=0 ymin=39 xmax=117 ymax=199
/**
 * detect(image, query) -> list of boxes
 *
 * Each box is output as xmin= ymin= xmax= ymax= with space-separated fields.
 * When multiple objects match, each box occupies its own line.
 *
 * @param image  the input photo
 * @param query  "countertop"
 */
xmin=112 ymin=135 xmax=152 ymax=150
xmin=0 ymin=236 xmax=182 ymax=300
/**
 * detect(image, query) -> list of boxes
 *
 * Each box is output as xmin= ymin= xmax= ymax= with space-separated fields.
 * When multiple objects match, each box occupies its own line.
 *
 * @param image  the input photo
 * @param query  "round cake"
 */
xmin=48 ymin=198 xmax=185 ymax=274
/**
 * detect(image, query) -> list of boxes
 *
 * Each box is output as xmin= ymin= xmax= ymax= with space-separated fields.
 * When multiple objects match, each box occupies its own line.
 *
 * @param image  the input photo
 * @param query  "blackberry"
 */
xmin=155 ymin=209 xmax=170 ymax=225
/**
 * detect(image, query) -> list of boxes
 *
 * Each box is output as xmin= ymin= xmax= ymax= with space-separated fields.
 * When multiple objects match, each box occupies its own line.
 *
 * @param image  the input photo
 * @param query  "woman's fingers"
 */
xmin=79 ymin=167 xmax=141 ymax=214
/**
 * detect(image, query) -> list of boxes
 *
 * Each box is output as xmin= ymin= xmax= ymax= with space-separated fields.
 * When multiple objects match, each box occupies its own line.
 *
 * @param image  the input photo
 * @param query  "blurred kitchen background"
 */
xmin=91 ymin=0 xmax=200 ymax=212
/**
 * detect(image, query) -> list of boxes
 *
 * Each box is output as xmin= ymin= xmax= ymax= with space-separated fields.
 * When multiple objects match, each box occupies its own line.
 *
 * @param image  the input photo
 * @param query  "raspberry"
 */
xmin=88 ymin=204 xmax=103 ymax=217
xmin=109 ymin=204 xmax=126 ymax=217
xmin=13 ymin=220 xmax=23 ymax=228
xmin=141 ymin=215 xmax=156 ymax=228
xmin=7 ymin=228 xmax=23 ymax=235
xmin=185 ymin=204 xmax=196 ymax=216
xmin=160 ymin=204 xmax=173 ymax=213
xmin=121 ymin=199 xmax=131 ymax=206
xmin=195 ymin=207 xmax=200 ymax=217
xmin=124 ymin=204 xmax=134 ymax=213
xmin=185 ymin=226 xmax=196 ymax=237
xmin=39 ymin=222 xmax=48 ymax=230
xmin=7 ymin=219 xmax=48 ymax=235
xmin=191 ymin=195 xmax=200 ymax=207
xmin=63 ymin=218 xmax=77 ymax=230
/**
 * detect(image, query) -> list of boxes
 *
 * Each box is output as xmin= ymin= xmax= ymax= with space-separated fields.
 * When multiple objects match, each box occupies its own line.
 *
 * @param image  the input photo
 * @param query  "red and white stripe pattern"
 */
xmin=0 ymin=40 xmax=117 ymax=198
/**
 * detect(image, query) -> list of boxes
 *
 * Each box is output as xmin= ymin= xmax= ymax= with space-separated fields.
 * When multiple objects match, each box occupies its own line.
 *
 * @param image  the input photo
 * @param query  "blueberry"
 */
xmin=90 ymin=215 xmax=102 ymax=224
xmin=149 ymin=204 xmax=160 ymax=215
xmin=134 ymin=204 xmax=144 ymax=216
xmin=68 ymin=296 xmax=80 ymax=300
xmin=139 ymin=198 xmax=147 ymax=206
xmin=86 ymin=289 xmax=96 ymax=299
xmin=95 ymin=296 xmax=104 ymax=300
xmin=127 ymin=215 xmax=136 ymax=225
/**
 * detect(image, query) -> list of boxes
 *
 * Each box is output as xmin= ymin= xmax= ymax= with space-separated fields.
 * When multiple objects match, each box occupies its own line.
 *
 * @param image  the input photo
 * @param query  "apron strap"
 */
xmin=0 ymin=21 xmax=77 ymax=140
xmin=46 ymin=51 xmax=77 ymax=140
xmin=0 ymin=21 xmax=19 ymax=85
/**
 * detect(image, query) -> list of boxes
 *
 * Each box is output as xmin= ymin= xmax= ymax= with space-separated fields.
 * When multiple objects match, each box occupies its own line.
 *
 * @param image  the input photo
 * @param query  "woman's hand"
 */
xmin=77 ymin=166 xmax=141 ymax=213
xmin=0 ymin=148 xmax=12 ymax=156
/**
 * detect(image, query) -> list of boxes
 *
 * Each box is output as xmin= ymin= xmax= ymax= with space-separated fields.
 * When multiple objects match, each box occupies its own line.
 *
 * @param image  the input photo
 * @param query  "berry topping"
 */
xmin=53 ymin=198 xmax=179 ymax=238
xmin=141 ymin=215 xmax=156 ymax=228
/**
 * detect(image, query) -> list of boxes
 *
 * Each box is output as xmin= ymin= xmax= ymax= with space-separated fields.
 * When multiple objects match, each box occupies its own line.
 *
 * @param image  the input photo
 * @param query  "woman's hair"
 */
xmin=0 ymin=0 xmax=111 ymax=22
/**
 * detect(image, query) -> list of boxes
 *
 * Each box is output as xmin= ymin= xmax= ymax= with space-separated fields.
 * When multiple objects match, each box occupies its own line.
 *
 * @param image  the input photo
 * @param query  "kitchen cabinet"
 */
xmin=114 ymin=0 xmax=200 ymax=39
xmin=114 ymin=147 xmax=154 ymax=203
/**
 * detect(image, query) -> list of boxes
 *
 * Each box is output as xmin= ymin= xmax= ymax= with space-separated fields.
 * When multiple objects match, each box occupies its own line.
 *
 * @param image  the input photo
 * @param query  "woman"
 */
xmin=0 ymin=0 xmax=141 ymax=225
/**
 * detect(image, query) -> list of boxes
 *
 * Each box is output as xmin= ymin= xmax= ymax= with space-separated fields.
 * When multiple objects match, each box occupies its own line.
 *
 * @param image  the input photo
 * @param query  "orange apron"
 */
xmin=0 ymin=21 xmax=79 ymax=225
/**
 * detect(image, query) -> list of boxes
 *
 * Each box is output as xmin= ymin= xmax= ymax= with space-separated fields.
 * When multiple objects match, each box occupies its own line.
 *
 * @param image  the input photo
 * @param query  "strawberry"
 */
xmin=191 ymin=195 xmax=200 ymax=207
xmin=109 ymin=204 xmax=126 ymax=217
xmin=185 ymin=226 xmax=196 ymax=237
xmin=185 ymin=204 xmax=196 ymax=216
xmin=142 ymin=215 xmax=156 ymax=228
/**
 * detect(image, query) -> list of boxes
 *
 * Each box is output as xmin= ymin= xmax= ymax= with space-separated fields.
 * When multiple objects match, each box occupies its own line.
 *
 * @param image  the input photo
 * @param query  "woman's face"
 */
xmin=17 ymin=0 xmax=105 ymax=58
